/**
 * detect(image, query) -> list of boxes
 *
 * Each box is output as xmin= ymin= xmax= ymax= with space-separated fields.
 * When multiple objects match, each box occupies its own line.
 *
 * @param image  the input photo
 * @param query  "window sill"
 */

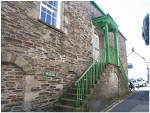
xmin=38 ymin=19 xmax=64 ymax=34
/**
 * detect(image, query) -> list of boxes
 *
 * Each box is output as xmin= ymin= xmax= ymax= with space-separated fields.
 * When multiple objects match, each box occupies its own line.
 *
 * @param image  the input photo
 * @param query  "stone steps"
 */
xmin=63 ymin=93 xmax=77 ymax=99
xmin=52 ymin=82 xmax=90 ymax=111
xmin=69 ymin=88 xmax=77 ymax=93
xmin=60 ymin=98 xmax=77 ymax=107
xmin=52 ymin=84 xmax=78 ymax=111
xmin=52 ymin=65 xmax=109 ymax=112
xmin=54 ymin=103 xmax=77 ymax=112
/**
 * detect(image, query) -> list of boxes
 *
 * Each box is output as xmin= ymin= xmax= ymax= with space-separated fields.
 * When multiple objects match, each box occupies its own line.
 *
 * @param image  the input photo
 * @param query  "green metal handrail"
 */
xmin=110 ymin=47 xmax=117 ymax=65
xmin=75 ymin=47 xmax=129 ymax=107
xmin=110 ymin=47 xmax=129 ymax=86
xmin=119 ymin=58 xmax=129 ymax=85
xmin=75 ymin=50 xmax=106 ymax=107
xmin=110 ymin=47 xmax=128 ymax=85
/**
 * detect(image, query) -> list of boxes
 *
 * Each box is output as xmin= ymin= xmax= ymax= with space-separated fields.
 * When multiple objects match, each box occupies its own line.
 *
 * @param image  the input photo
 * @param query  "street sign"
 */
xmin=44 ymin=72 xmax=56 ymax=77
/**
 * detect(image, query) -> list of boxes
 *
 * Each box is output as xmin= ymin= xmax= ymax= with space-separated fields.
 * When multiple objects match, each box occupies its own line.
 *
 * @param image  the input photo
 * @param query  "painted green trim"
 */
xmin=92 ymin=15 xmax=118 ymax=32
xmin=119 ymin=58 xmax=129 ymax=86
xmin=107 ymin=14 xmax=118 ymax=28
xmin=91 ymin=1 xmax=106 ymax=16
xmin=105 ymin=23 xmax=111 ymax=63
xmin=90 ymin=1 xmax=127 ymax=40
xmin=114 ymin=31 xmax=120 ymax=66
xmin=75 ymin=50 xmax=107 ymax=107
xmin=118 ymin=30 xmax=127 ymax=40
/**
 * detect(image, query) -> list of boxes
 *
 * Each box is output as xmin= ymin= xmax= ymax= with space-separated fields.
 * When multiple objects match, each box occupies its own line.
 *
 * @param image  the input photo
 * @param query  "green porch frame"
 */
xmin=92 ymin=14 xmax=120 ymax=66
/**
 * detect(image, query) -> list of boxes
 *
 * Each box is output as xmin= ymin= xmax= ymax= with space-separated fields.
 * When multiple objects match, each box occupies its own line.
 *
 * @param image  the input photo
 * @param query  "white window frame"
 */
xmin=40 ymin=1 xmax=61 ymax=29
xmin=92 ymin=33 xmax=100 ymax=60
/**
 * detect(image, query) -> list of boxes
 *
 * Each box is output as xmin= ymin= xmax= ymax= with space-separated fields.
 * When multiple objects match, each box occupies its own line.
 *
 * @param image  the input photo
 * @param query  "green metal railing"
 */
xmin=110 ymin=47 xmax=128 ymax=85
xmin=74 ymin=48 xmax=129 ymax=107
xmin=74 ymin=50 xmax=106 ymax=107
xmin=119 ymin=58 xmax=129 ymax=85
xmin=110 ymin=47 xmax=117 ymax=65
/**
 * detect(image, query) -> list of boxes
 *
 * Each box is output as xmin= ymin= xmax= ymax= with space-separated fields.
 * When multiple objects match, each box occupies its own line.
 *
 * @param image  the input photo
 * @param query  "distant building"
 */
xmin=128 ymin=63 xmax=133 ymax=69
xmin=128 ymin=52 xmax=147 ymax=80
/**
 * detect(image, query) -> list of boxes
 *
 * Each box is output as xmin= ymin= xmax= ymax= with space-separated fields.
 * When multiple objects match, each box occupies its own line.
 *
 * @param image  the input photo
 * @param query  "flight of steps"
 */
xmin=52 ymin=79 xmax=102 ymax=112
xmin=52 ymin=65 xmax=108 ymax=112
xmin=53 ymin=84 xmax=80 ymax=112
xmin=51 ymin=63 xmax=128 ymax=112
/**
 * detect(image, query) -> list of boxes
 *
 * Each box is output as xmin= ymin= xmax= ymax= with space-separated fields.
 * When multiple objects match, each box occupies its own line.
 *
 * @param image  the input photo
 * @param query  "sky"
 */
xmin=0 ymin=0 xmax=149 ymax=80
xmin=95 ymin=0 xmax=150 ymax=80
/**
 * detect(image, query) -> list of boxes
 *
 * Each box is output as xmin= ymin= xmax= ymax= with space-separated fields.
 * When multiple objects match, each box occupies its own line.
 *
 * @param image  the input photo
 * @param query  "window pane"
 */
xmin=52 ymin=17 xmax=56 ymax=26
xmin=41 ymin=6 xmax=46 ymax=12
xmin=54 ymin=1 xmax=58 ymax=8
xmin=48 ymin=1 xmax=53 ymax=5
xmin=52 ymin=12 xmax=56 ymax=17
xmin=41 ymin=11 xmax=46 ymax=22
xmin=47 ymin=9 xmax=51 ymax=15
xmin=41 ymin=1 xmax=58 ymax=27
xmin=46 ymin=14 xmax=51 ymax=25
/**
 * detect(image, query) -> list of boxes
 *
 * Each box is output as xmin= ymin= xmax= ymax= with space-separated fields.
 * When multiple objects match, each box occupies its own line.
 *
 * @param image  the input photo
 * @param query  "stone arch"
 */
xmin=1 ymin=63 xmax=25 ymax=112
xmin=1 ymin=51 xmax=33 ymax=74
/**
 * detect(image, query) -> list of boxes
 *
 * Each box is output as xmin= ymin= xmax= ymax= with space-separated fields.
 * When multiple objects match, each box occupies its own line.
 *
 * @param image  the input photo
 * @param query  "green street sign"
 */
xmin=44 ymin=72 xmax=56 ymax=77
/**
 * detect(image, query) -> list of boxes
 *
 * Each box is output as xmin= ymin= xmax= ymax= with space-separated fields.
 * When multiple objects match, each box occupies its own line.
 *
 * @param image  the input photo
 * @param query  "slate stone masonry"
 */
xmin=1 ymin=1 xmax=128 ymax=111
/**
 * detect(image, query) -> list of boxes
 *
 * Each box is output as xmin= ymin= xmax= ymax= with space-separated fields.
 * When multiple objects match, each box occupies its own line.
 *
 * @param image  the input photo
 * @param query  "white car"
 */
xmin=136 ymin=78 xmax=147 ymax=87
xmin=132 ymin=78 xmax=147 ymax=87
xmin=131 ymin=80 xmax=138 ymax=87
xmin=129 ymin=78 xmax=147 ymax=87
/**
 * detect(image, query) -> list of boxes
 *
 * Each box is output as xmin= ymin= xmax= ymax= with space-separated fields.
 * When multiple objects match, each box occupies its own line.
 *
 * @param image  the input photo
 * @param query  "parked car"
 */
xmin=129 ymin=78 xmax=136 ymax=82
xmin=136 ymin=78 xmax=147 ymax=87
xmin=131 ymin=79 xmax=138 ymax=87
xmin=129 ymin=78 xmax=147 ymax=87
xmin=131 ymin=78 xmax=147 ymax=87
xmin=129 ymin=78 xmax=137 ymax=87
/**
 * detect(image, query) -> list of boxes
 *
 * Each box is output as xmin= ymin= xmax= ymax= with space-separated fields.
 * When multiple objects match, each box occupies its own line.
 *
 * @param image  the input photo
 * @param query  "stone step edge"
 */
xmin=55 ymin=103 xmax=78 ymax=110
xmin=67 ymin=92 xmax=77 ymax=95
xmin=61 ymin=98 xmax=76 ymax=102
xmin=70 ymin=88 xmax=91 ymax=90
xmin=61 ymin=98 xmax=86 ymax=104
xmin=66 ymin=92 xmax=90 ymax=97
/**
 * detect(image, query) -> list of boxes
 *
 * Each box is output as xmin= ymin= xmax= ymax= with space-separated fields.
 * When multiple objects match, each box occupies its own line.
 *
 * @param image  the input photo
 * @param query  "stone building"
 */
xmin=1 ymin=1 xmax=128 ymax=112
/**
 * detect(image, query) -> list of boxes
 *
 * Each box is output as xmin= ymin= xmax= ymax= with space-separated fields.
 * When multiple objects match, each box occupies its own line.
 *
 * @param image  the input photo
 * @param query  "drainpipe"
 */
xmin=114 ymin=30 xmax=120 ymax=66
xmin=105 ymin=23 xmax=111 ymax=63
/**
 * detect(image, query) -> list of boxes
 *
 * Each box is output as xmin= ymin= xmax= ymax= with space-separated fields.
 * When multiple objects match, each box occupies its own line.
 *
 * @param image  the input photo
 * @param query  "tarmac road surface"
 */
xmin=109 ymin=90 xmax=149 ymax=112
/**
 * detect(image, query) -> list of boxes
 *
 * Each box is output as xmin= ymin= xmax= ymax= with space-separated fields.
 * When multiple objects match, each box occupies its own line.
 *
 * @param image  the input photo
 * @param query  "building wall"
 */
xmin=1 ymin=1 xmax=128 ymax=111
xmin=118 ymin=33 xmax=128 ymax=75
xmin=81 ymin=64 xmax=129 ymax=112
xmin=1 ymin=64 xmax=25 ymax=112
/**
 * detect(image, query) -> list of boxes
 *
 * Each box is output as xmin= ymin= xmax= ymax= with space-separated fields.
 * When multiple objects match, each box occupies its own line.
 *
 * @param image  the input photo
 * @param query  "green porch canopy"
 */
xmin=92 ymin=14 xmax=119 ymax=66
xmin=92 ymin=14 xmax=118 ymax=32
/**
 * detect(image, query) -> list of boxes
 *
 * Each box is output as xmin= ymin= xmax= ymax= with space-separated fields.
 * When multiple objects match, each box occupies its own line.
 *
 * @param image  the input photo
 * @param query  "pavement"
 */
xmin=105 ymin=84 xmax=149 ymax=112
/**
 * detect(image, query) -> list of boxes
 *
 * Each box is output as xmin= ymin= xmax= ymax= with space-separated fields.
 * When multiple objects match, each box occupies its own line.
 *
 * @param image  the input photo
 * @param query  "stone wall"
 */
xmin=82 ymin=64 xmax=129 ymax=112
xmin=109 ymin=32 xmax=128 ymax=75
xmin=1 ymin=64 xmax=25 ymax=112
xmin=118 ymin=33 xmax=128 ymax=75
xmin=1 ymin=1 xmax=128 ymax=111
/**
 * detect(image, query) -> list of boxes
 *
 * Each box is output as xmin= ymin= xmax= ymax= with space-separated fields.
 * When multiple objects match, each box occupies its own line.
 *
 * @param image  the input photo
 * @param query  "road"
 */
xmin=109 ymin=86 xmax=149 ymax=112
